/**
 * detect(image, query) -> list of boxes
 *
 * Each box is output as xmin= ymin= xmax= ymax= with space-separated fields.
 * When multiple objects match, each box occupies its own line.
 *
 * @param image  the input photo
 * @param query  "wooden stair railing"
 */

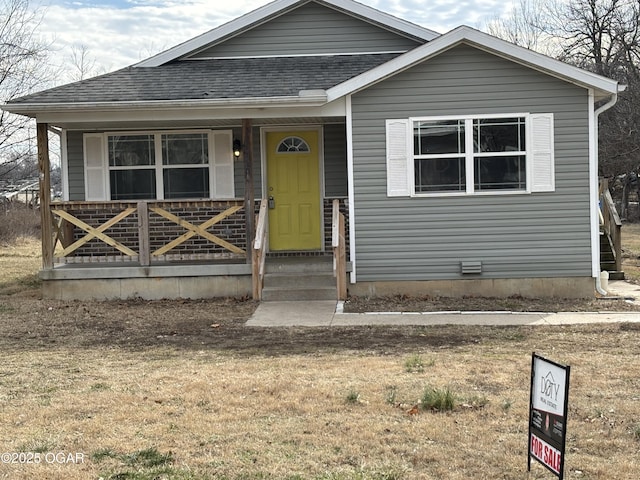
xmin=332 ymin=199 xmax=347 ymax=301
xmin=252 ymin=199 xmax=268 ymax=300
xmin=599 ymin=179 xmax=622 ymax=273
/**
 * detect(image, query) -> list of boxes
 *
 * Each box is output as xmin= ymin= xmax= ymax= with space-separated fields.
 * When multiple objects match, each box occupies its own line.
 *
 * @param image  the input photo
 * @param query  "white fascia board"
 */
xmin=136 ymin=0 xmax=439 ymax=68
xmin=327 ymin=26 xmax=619 ymax=102
xmin=2 ymin=93 xmax=329 ymax=116
xmin=21 ymin=98 xmax=346 ymax=128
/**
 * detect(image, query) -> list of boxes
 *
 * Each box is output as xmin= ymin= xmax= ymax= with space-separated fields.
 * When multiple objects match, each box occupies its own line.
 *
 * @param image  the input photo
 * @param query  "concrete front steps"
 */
xmin=262 ymin=256 xmax=337 ymax=301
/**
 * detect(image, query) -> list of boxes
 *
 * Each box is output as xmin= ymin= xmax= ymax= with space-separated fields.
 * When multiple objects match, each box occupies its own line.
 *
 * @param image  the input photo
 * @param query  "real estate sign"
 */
xmin=528 ymin=353 xmax=571 ymax=479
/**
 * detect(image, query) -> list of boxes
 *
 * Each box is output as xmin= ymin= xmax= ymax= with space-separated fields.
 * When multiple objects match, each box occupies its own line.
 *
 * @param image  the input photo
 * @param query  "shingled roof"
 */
xmin=8 ymin=54 xmax=400 ymax=105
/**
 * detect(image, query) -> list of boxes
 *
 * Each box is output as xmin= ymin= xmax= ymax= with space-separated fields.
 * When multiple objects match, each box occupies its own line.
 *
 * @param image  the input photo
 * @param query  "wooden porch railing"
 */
xmin=599 ymin=179 xmax=622 ymax=272
xmin=147 ymin=204 xmax=244 ymax=262
xmin=252 ymin=199 xmax=268 ymax=300
xmin=52 ymin=206 xmax=138 ymax=260
xmin=47 ymin=200 xmax=247 ymax=266
xmin=332 ymin=199 xmax=347 ymax=300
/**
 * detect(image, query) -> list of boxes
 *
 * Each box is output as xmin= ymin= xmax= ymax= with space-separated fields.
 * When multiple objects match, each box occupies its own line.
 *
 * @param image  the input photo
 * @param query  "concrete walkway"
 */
xmin=245 ymin=280 xmax=640 ymax=327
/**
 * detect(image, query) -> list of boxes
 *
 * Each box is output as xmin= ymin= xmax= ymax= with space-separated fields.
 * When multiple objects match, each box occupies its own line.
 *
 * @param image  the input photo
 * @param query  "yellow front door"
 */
xmin=266 ymin=130 xmax=322 ymax=251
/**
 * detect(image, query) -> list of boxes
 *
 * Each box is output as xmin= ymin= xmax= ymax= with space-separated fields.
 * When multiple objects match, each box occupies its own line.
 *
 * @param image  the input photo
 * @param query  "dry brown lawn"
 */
xmin=0 ymin=236 xmax=41 ymax=295
xmin=622 ymin=223 xmax=640 ymax=283
xmin=0 ymin=229 xmax=640 ymax=479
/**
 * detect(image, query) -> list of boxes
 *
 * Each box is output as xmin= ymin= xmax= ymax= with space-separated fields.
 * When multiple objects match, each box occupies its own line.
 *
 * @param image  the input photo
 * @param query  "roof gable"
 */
xmin=136 ymin=0 xmax=439 ymax=67
xmin=327 ymin=26 xmax=620 ymax=102
xmin=187 ymin=1 xmax=424 ymax=59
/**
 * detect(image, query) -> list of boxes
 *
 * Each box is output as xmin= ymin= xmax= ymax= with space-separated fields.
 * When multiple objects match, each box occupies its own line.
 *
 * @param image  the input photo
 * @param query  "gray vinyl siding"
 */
xmin=351 ymin=44 xmax=592 ymax=282
xmin=324 ymin=123 xmax=348 ymax=197
xmin=189 ymin=2 xmax=422 ymax=59
xmin=66 ymin=131 xmax=85 ymax=201
xmin=233 ymin=126 xmax=263 ymax=198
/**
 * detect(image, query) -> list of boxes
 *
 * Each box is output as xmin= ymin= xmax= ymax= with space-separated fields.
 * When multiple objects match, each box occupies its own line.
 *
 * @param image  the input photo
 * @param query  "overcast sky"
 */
xmin=38 ymin=0 xmax=515 ymax=79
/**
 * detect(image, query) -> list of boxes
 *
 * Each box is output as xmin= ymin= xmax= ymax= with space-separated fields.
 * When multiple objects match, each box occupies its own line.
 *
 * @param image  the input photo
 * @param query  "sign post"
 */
xmin=528 ymin=353 xmax=571 ymax=479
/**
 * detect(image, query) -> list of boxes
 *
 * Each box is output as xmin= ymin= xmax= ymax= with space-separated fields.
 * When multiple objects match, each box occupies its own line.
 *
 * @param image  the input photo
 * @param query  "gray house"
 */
xmin=3 ymin=0 xmax=621 ymax=300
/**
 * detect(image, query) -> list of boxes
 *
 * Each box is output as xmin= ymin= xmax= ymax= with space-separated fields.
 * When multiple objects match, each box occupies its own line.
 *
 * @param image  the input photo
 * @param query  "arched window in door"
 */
xmin=277 ymin=136 xmax=310 ymax=153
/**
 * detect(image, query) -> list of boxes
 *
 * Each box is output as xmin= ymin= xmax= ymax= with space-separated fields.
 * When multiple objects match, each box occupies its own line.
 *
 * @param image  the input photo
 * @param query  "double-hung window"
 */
xmin=414 ymin=119 xmax=466 ymax=192
xmin=108 ymin=134 xmax=157 ymax=200
xmin=386 ymin=113 xmax=554 ymax=197
xmin=472 ymin=117 xmax=527 ymax=191
xmin=161 ymin=133 xmax=210 ymax=199
xmin=84 ymin=130 xmax=234 ymax=201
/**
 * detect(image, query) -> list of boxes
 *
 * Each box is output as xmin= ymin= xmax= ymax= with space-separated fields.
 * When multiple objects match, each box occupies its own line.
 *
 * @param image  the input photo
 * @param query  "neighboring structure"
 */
xmin=2 ymin=0 xmax=621 ymax=300
xmin=0 ymin=179 xmax=40 ymax=207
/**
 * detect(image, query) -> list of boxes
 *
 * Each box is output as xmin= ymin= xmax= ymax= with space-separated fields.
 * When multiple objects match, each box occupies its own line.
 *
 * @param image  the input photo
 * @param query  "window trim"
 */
xmin=84 ymin=129 xmax=234 ymax=201
xmin=408 ymin=113 xmax=539 ymax=197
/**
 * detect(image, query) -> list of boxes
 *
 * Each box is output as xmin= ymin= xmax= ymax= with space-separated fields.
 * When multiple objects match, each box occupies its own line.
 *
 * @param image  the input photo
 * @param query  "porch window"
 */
xmin=84 ymin=130 xmax=234 ymax=201
xmin=108 ymin=135 xmax=157 ymax=200
xmin=162 ymin=133 xmax=209 ymax=199
xmin=386 ymin=113 xmax=554 ymax=197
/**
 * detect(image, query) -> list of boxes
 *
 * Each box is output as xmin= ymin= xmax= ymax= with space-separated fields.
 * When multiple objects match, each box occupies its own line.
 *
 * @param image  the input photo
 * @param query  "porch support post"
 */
xmin=242 ymin=118 xmax=254 ymax=263
xmin=137 ymin=201 xmax=150 ymax=266
xmin=37 ymin=122 xmax=53 ymax=270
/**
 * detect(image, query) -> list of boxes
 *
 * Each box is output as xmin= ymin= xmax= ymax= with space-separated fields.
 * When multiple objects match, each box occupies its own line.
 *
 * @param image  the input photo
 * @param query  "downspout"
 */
xmin=593 ymin=89 xmax=620 ymax=295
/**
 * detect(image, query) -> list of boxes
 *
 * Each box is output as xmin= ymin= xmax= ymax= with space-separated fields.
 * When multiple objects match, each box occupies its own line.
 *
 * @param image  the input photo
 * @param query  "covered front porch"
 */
xmin=35 ymin=122 xmax=348 ymax=301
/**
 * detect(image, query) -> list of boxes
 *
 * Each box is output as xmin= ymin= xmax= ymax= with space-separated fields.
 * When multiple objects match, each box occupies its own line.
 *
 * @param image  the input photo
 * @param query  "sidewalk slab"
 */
xmin=607 ymin=280 xmax=640 ymax=300
xmin=246 ymin=301 xmax=640 ymax=327
xmin=246 ymin=301 xmax=336 ymax=327
xmin=539 ymin=312 xmax=640 ymax=324
xmin=331 ymin=312 xmax=549 ymax=326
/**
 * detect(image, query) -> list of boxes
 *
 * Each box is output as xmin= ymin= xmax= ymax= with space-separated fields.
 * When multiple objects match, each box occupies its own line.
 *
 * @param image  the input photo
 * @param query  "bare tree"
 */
xmin=485 ymin=0 xmax=640 ymax=180
xmin=486 ymin=0 xmax=559 ymax=55
xmin=0 ymin=149 xmax=36 ymax=179
xmin=67 ymin=43 xmax=99 ymax=82
xmin=0 ymin=0 xmax=53 ymax=179
xmin=556 ymin=0 xmax=640 ymax=179
xmin=545 ymin=0 xmax=639 ymax=75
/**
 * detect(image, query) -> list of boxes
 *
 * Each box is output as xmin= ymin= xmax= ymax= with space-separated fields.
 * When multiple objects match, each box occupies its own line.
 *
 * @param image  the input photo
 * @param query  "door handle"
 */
xmin=268 ymin=196 xmax=275 ymax=209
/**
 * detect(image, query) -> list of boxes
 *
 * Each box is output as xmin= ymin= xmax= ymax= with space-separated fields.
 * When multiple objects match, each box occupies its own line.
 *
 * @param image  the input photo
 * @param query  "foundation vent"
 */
xmin=461 ymin=260 xmax=482 ymax=274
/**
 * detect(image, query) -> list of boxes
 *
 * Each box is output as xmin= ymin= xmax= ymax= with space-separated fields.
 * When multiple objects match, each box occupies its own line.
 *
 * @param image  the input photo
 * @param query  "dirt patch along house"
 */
xmin=2 ymin=0 xmax=621 ymax=300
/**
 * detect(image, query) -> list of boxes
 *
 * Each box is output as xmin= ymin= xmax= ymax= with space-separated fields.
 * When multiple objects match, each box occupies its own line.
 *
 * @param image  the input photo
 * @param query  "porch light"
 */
xmin=233 ymin=139 xmax=242 ymax=159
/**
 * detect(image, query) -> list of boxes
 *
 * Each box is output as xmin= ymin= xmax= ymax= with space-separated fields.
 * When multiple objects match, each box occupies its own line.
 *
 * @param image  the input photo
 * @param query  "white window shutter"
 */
xmin=386 ymin=119 xmax=411 ymax=197
xmin=530 ymin=113 xmax=555 ymax=192
xmin=83 ymin=134 xmax=107 ymax=200
xmin=212 ymin=131 xmax=235 ymax=199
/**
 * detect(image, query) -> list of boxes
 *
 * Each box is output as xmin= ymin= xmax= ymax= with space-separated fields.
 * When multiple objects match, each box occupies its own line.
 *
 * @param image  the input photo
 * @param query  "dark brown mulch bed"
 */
xmin=343 ymin=294 xmax=640 ymax=313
